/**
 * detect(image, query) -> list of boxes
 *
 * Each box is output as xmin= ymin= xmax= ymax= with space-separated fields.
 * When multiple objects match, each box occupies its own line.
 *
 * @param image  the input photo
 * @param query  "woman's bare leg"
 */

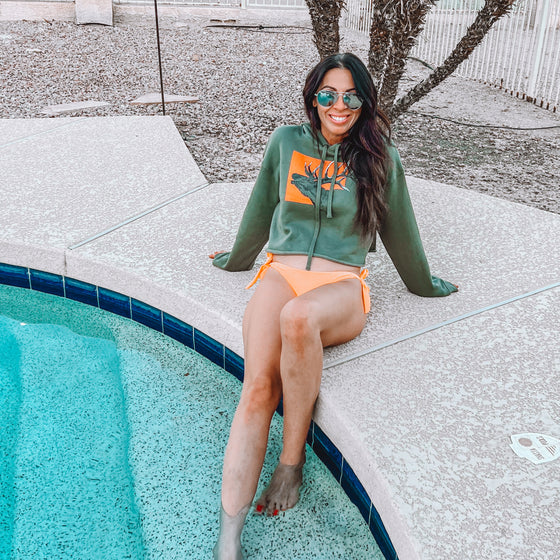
xmin=255 ymin=278 xmax=367 ymax=515
xmin=214 ymin=270 xmax=294 ymax=559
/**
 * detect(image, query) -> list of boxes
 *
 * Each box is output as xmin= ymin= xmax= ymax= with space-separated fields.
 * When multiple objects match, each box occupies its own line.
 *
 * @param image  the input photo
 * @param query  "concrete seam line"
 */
xmin=323 ymin=281 xmax=560 ymax=370
xmin=0 ymin=118 xmax=87 ymax=149
xmin=67 ymin=182 xmax=211 ymax=250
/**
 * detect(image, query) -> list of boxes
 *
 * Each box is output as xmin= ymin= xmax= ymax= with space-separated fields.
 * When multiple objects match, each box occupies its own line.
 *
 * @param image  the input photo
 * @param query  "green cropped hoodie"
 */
xmin=213 ymin=123 xmax=457 ymax=297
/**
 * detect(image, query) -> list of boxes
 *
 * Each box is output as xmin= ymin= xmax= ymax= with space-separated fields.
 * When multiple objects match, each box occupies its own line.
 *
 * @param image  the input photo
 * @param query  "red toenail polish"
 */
xmin=256 ymin=505 xmax=263 ymax=513
xmin=273 ymin=509 xmax=279 ymax=516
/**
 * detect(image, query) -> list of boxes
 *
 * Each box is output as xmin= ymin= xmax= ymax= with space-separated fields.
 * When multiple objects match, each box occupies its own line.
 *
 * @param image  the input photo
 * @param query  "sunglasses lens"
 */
xmin=316 ymin=91 xmax=337 ymax=107
xmin=344 ymin=94 xmax=363 ymax=110
xmin=316 ymin=90 xmax=363 ymax=110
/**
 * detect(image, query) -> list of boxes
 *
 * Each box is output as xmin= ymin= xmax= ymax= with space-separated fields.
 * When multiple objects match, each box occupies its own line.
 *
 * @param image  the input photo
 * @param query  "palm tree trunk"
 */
xmin=368 ymin=0 xmax=393 ymax=87
xmin=305 ymin=0 xmax=346 ymax=60
xmin=389 ymin=0 xmax=516 ymax=120
xmin=377 ymin=0 xmax=435 ymax=113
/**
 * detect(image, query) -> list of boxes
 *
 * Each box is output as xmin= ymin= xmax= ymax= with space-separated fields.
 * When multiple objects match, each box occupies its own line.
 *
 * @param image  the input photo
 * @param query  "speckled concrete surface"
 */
xmin=0 ymin=116 xmax=206 ymax=273
xmin=67 ymin=175 xmax=560 ymax=362
xmin=321 ymin=287 xmax=560 ymax=560
xmin=1 ymin=116 xmax=559 ymax=560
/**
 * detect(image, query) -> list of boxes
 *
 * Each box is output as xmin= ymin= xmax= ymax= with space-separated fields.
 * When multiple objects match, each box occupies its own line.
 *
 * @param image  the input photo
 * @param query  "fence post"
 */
xmin=527 ymin=0 xmax=551 ymax=100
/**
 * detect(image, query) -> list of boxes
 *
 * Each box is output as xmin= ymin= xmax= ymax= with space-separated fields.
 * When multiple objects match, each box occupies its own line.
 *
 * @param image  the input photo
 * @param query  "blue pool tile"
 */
xmin=30 ymin=269 xmax=64 ymax=297
xmin=340 ymin=459 xmax=399 ymax=558
xmin=98 ymin=288 xmax=131 ymax=318
xmin=131 ymin=299 xmax=162 ymax=332
xmin=65 ymin=278 xmax=98 ymax=307
xmin=341 ymin=459 xmax=372 ymax=524
xmin=194 ymin=329 xmax=224 ymax=368
xmin=0 ymin=263 xmax=30 ymax=289
xmin=312 ymin=423 xmax=343 ymax=483
xmin=225 ymin=348 xmax=244 ymax=382
xmin=370 ymin=506 xmax=399 ymax=560
xmin=163 ymin=313 xmax=194 ymax=349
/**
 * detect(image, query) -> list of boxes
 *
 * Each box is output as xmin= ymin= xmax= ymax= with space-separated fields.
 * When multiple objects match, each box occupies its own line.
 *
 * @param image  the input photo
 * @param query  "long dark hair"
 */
xmin=303 ymin=53 xmax=391 ymax=239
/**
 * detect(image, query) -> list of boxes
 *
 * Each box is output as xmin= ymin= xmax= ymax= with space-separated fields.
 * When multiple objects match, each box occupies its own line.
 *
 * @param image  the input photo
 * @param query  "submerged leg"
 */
xmin=213 ymin=503 xmax=250 ymax=560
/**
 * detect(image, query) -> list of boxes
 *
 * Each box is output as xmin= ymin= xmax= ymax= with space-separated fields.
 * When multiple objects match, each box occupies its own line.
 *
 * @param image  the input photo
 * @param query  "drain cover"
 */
xmin=510 ymin=433 xmax=560 ymax=464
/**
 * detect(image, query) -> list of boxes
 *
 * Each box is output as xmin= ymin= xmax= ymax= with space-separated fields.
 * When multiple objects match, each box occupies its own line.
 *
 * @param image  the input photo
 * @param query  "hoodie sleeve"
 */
xmin=378 ymin=147 xmax=458 ymax=297
xmin=212 ymin=132 xmax=281 ymax=272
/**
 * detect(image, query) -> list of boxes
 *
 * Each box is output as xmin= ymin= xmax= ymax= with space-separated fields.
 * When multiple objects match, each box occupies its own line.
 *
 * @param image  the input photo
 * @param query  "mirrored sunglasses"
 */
xmin=315 ymin=90 xmax=363 ymax=110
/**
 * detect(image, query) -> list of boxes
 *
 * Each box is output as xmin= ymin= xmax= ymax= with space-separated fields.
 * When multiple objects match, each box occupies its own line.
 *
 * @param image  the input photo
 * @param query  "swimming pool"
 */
xmin=0 ymin=283 xmax=385 ymax=559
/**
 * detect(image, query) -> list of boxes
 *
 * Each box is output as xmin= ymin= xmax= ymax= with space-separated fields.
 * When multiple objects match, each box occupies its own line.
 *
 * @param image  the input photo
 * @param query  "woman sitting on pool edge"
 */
xmin=210 ymin=52 xmax=457 ymax=559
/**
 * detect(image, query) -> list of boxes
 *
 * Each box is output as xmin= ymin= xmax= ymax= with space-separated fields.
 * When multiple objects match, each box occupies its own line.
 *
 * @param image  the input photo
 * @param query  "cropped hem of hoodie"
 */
xmin=212 ymin=123 xmax=458 ymax=298
xmin=262 ymin=250 xmax=363 ymax=269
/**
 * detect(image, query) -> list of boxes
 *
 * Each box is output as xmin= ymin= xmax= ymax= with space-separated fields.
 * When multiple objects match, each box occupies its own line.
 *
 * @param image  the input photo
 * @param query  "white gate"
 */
xmin=343 ymin=0 xmax=560 ymax=112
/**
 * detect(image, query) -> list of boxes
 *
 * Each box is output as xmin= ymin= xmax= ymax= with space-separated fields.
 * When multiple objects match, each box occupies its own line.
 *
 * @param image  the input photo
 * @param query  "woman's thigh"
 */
xmin=242 ymin=268 xmax=296 ymax=387
xmin=283 ymin=278 xmax=367 ymax=348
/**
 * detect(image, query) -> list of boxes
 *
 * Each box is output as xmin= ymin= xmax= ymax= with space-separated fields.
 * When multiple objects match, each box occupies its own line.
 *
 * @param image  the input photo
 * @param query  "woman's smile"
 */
xmin=329 ymin=114 xmax=350 ymax=123
xmin=313 ymin=67 xmax=362 ymax=145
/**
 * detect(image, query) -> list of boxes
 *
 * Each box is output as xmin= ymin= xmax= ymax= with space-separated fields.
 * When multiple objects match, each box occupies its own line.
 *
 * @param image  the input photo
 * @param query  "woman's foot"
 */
xmin=255 ymin=457 xmax=305 ymax=516
xmin=213 ymin=503 xmax=250 ymax=560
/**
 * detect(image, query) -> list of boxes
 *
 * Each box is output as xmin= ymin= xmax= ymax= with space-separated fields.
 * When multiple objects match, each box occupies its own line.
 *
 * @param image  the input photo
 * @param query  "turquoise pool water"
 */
xmin=0 ymin=284 xmax=384 ymax=559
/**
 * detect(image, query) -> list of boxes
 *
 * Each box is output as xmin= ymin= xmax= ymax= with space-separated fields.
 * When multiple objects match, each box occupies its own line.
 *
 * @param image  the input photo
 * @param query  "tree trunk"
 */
xmin=389 ymin=0 xmax=516 ymax=120
xmin=377 ymin=0 xmax=435 ymax=112
xmin=368 ymin=0 xmax=393 ymax=87
xmin=305 ymin=0 xmax=346 ymax=60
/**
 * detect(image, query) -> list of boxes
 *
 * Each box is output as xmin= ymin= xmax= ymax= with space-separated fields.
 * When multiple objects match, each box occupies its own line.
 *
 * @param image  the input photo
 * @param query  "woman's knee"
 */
xmin=238 ymin=376 xmax=282 ymax=417
xmin=279 ymin=298 xmax=319 ymax=343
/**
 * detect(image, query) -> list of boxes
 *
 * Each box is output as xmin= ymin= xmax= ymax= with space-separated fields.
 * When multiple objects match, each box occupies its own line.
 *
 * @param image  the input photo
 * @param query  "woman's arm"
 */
xmin=378 ymin=147 xmax=458 ymax=297
xmin=212 ymin=132 xmax=281 ymax=272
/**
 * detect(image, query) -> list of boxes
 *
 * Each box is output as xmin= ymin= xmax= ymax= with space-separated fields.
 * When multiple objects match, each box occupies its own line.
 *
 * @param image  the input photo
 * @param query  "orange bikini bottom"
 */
xmin=246 ymin=254 xmax=371 ymax=313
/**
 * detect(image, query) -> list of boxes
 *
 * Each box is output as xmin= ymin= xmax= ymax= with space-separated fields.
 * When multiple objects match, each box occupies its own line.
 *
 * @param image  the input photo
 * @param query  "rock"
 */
xmin=130 ymin=93 xmax=199 ymax=106
xmin=41 ymin=101 xmax=110 ymax=116
xmin=75 ymin=0 xmax=113 ymax=26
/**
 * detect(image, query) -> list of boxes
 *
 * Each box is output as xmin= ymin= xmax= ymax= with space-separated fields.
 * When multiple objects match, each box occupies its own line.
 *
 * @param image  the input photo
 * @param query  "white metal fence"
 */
xmin=245 ymin=0 xmax=305 ymax=6
xmin=343 ymin=0 xmax=560 ymax=112
xmin=113 ymin=0 xmax=306 ymax=7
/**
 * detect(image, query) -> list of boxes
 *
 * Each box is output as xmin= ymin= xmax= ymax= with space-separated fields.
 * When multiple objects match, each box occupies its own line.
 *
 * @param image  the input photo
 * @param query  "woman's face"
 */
xmin=313 ymin=67 xmax=362 ymax=145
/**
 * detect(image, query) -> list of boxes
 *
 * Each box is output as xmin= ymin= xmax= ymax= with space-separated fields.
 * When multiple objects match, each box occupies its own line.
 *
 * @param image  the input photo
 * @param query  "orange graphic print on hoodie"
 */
xmin=285 ymin=150 xmax=349 ymax=207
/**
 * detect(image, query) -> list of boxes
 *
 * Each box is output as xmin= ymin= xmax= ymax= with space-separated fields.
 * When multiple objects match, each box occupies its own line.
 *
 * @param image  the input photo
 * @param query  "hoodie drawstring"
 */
xmin=326 ymin=144 xmax=339 ymax=219
xmin=306 ymin=144 xmax=328 ymax=270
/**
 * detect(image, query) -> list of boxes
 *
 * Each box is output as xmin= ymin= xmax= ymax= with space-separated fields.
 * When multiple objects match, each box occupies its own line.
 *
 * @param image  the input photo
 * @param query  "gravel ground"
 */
xmin=1 ymin=15 xmax=559 ymax=213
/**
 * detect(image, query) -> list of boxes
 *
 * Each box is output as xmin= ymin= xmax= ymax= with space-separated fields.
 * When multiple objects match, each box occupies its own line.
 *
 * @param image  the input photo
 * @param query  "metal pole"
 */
xmin=154 ymin=0 xmax=166 ymax=116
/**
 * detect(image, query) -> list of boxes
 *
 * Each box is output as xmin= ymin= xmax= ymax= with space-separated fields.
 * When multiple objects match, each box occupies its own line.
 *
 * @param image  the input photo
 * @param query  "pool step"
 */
xmin=0 ymin=317 xmax=22 ymax=559
xmin=4 ymin=321 xmax=144 ymax=559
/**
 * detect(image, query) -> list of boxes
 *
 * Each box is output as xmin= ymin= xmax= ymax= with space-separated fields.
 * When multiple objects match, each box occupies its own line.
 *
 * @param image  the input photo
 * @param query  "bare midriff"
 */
xmin=271 ymin=253 xmax=361 ymax=274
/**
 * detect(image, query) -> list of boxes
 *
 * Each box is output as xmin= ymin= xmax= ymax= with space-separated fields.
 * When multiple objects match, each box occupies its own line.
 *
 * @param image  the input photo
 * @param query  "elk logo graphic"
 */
xmin=285 ymin=151 xmax=349 ymax=209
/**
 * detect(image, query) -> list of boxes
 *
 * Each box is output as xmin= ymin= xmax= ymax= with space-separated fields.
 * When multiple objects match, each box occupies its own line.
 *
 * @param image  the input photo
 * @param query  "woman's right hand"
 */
xmin=209 ymin=251 xmax=226 ymax=260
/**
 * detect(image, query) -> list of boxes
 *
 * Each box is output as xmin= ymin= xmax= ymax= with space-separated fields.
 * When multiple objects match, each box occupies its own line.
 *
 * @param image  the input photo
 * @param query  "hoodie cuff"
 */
xmin=431 ymin=276 xmax=458 ymax=296
xmin=211 ymin=252 xmax=232 ymax=270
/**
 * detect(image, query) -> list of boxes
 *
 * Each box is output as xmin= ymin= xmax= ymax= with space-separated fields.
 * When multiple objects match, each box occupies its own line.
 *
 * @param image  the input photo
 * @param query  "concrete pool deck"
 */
xmin=1 ymin=115 xmax=559 ymax=559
